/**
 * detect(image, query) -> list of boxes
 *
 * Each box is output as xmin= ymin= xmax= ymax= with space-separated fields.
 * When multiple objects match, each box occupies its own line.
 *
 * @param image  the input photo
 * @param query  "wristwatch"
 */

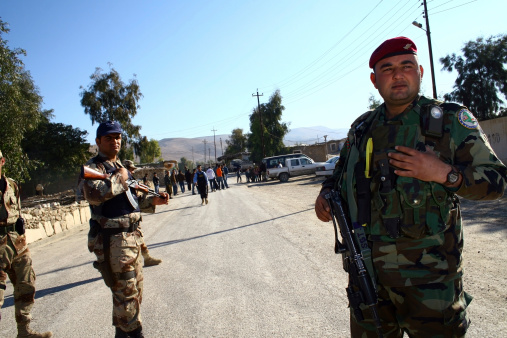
xmin=445 ymin=166 xmax=460 ymax=186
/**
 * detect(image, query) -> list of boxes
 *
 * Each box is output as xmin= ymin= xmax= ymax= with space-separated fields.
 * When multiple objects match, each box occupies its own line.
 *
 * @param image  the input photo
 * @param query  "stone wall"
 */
xmin=23 ymin=201 xmax=91 ymax=244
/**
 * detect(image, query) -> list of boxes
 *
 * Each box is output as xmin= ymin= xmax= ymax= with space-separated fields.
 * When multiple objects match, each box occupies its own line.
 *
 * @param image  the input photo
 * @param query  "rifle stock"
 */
xmin=81 ymin=165 xmax=109 ymax=180
xmin=81 ymin=165 xmax=164 ymax=198
xmin=325 ymin=190 xmax=383 ymax=338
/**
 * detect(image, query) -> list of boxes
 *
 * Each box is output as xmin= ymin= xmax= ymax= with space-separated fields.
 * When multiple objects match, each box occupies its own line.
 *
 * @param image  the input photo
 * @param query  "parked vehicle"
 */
xmin=315 ymin=156 xmax=340 ymax=177
xmin=266 ymin=155 xmax=325 ymax=182
xmin=229 ymin=159 xmax=253 ymax=172
xmin=262 ymin=153 xmax=308 ymax=170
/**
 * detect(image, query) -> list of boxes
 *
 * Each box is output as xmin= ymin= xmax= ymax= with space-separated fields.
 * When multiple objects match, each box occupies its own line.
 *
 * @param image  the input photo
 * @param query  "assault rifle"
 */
xmin=81 ymin=165 xmax=164 ymax=199
xmin=324 ymin=190 xmax=383 ymax=338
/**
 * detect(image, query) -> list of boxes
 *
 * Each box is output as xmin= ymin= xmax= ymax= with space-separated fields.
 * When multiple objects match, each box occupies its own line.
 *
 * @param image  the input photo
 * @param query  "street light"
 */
xmin=412 ymin=0 xmax=437 ymax=99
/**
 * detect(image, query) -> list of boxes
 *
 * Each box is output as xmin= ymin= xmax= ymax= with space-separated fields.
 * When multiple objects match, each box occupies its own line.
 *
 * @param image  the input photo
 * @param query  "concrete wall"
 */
xmin=480 ymin=116 xmax=507 ymax=164
xmin=23 ymin=201 xmax=91 ymax=244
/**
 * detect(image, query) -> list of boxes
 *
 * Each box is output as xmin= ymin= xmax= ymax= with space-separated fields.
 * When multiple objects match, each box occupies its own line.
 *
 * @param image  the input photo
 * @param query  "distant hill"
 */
xmin=157 ymin=126 xmax=348 ymax=162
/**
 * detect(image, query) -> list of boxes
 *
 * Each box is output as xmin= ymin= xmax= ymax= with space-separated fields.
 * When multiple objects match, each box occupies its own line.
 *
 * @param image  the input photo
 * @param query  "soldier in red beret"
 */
xmin=315 ymin=37 xmax=506 ymax=337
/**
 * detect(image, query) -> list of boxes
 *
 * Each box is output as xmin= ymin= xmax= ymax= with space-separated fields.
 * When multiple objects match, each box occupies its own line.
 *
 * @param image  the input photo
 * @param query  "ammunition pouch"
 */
xmin=15 ymin=217 xmax=25 ymax=235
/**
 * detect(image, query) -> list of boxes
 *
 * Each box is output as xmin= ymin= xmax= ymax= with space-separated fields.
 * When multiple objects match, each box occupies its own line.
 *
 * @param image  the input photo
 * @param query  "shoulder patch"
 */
xmin=457 ymin=109 xmax=478 ymax=129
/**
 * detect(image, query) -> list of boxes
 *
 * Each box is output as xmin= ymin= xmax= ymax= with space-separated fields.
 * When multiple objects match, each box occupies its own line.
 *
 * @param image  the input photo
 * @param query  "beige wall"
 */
xmin=479 ymin=116 xmax=507 ymax=164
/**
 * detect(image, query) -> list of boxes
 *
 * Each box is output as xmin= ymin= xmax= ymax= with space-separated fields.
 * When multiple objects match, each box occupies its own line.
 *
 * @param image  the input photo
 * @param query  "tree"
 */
xmin=224 ymin=128 xmax=247 ymax=155
xmin=367 ymin=93 xmax=382 ymax=110
xmin=178 ymin=157 xmax=193 ymax=171
xmin=80 ymin=66 xmax=143 ymax=158
xmin=22 ymin=118 xmax=91 ymax=193
xmin=440 ymin=34 xmax=507 ymax=121
xmin=137 ymin=137 xmax=161 ymax=164
xmin=0 ymin=19 xmax=47 ymax=182
xmin=247 ymin=90 xmax=289 ymax=163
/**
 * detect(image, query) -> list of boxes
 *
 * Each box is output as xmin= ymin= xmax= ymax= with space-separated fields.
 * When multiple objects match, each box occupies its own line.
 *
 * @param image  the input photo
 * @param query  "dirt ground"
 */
xmin=254 ymin=175 xmax=507 ymax=336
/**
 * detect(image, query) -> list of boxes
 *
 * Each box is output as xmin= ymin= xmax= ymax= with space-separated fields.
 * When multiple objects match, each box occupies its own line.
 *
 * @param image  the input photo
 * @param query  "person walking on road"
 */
xmin=206 ymin=167 xmax=217 ymax=192
xmin=194 ymin=165 xmax=209 ymax=205
xmin=216 ymin=164 xmax=224 ymax=190
xmin=191 ymin=168 xmax=197 ymax=195
xmin=164 ymin=170 xmax=173 ymax=199
xmin=80 ymin=121 xmax=168 ymax=337
xmin=185 ymin=167 xmax=192 ymax=191
xmin=222 ymin=164 xmax=229 ymax=188
xmin=170 ymin=169 xmax=178 ymax=195
xmin=0 ymin=149 xmax=52 ymax=338
xmin=236 ymin=168 xmax=242 ymax=183
xmin=152 ymin=172 xmax=160 ymax=194
xmin=177 ymin=170 xmax=186 ymax=193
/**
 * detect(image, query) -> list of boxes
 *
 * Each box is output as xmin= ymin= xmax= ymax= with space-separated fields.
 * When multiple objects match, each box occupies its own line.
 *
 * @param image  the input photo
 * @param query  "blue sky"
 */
xmin=1 ymin=0 xmax=505 ymax=144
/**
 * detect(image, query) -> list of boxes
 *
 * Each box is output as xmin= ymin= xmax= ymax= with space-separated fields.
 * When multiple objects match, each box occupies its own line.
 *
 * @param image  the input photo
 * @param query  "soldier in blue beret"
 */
xmin=80 ymin=121 xmax=168 ymax=337
xmin=315 ymin=37 xmax=506 ymax=337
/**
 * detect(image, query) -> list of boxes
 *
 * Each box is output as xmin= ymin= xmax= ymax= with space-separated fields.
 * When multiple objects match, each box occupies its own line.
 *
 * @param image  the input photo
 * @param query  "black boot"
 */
xmin=115 ymin=327 xmax=129 ymax=338
xmin=129 ymin=326 xmax=144 ymax=338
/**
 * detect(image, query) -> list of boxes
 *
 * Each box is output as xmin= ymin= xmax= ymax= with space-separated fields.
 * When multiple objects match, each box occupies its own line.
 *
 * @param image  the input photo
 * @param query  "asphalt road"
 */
xmin=0 ymin=176 xmax=350 ymax=337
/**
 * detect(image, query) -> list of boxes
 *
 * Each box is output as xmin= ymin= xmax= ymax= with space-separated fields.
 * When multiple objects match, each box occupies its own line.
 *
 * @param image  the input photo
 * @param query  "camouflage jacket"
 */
xmin=323 ymin=96 xmax=507 ymax=287
xmin=79 ymin=153 xmax=156 ymax=229
xmin=0 ymin=175 xmax=27 ymax=254
xmin=0 ymin=175 xmax=21 ymax=226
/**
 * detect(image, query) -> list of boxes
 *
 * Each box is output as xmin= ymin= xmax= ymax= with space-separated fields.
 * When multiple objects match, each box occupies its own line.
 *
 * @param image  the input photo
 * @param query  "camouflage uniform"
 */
xmin=80 ymin=153 xmax=156 ymax=333
xmin=322 ymin=96 xmax=507 ymax=337
xmin=0 ymin=175 xmax=51 ymax=337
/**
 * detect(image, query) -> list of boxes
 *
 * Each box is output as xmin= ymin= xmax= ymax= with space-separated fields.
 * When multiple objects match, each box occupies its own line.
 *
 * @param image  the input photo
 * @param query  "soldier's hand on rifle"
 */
xmin=315 ymin=188 xmax=332 ymax=222
xmin=117 ymin=167 xmax=130 ymax=181
xmin=152 ymin=192 xmax=169 ymax=205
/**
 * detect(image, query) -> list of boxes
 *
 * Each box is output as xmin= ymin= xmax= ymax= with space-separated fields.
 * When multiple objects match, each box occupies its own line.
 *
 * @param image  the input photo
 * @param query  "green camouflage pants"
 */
xmin=89 ymin=229 xmax=144 ymax=332
xmin=0 ymin=232 xmax=36 ymax=324
xmin=350 ymin=278 xmax=471 ymax=338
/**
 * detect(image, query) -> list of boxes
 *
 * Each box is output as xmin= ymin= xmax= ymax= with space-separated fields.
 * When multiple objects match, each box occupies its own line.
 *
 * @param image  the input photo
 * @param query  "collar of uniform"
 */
xmin=380 ymin=95 xmax=423 ymax=122
xmin=96 ymin=152 xmax=123 ymax=168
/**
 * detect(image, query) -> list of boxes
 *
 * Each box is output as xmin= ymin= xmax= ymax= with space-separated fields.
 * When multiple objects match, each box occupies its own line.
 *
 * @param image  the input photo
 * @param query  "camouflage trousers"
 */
xmin=350 ymin=278 xmax=471 ymax=338
xmin=0 ymin=232 xmax=36 ymax=324
xmin=89 ymin=229 xmax=144 ymax=332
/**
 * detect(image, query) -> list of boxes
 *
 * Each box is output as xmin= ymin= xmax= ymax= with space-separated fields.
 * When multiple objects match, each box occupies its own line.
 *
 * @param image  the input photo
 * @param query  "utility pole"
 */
xmin=220 ymin=138 xmax=223 ymax=157
xmin=202 ymin=139 xmax=208 ymax=163
xmin=413 ymin=0 xmax=437 ymax=99
xmin=323 ymin=135 xmax=328 ymax=160
xmin=212 ymin=127 xmax=217 ymax=163
xmin=252 ymin=89 xmax=265 ymax=158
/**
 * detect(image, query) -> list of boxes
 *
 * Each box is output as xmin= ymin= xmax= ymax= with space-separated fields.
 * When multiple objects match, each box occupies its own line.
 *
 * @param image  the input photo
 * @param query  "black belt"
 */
xmin=0 ymin=224 xmax=16 ymax=236
xmin=102 ymin=221 xmax=140 ymax=236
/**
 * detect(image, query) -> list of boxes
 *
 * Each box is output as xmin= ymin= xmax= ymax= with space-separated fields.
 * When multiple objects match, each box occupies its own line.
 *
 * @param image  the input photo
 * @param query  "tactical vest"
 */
xmin=92 ymin=156 xmax=140 ymax=218
xmin=196 ymin=171 xmax=207 ymax=185
xmin=343 ymin=98 xmax=458 ymax=240
xmin=0 ymin=176 xmax=20 ymax=225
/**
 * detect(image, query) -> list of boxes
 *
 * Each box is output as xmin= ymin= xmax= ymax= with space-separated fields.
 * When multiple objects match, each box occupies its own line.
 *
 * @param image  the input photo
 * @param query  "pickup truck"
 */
xmin=266 ymin=156 xmax=324 ymax=182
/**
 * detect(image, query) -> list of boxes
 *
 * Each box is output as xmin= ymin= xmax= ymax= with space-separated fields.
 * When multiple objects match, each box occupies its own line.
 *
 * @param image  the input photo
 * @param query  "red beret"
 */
xmin=369 ymin=37 xmax=417 ymax=69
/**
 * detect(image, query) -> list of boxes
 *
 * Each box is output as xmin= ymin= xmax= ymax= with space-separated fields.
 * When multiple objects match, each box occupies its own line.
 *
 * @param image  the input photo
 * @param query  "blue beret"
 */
xmin=96 ymin=121 xmax=122 ymax=138
xmin=369 ymin=37 xmax=417 ymax=69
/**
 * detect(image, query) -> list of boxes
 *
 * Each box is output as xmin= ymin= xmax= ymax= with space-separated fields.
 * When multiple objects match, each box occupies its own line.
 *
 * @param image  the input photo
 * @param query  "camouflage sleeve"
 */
xmin=450 ymin=109 xmax=507 ymax=200
xmin=81 ymin=162 xmax=129 ymax=206
xmin=138 ymin=194 xmax=156 ymax=213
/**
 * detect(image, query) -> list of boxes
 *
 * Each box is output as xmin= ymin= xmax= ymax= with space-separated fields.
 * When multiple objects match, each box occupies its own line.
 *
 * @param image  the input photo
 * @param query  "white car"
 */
xmin=315 ymin=156 xmax=340 ymax=177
